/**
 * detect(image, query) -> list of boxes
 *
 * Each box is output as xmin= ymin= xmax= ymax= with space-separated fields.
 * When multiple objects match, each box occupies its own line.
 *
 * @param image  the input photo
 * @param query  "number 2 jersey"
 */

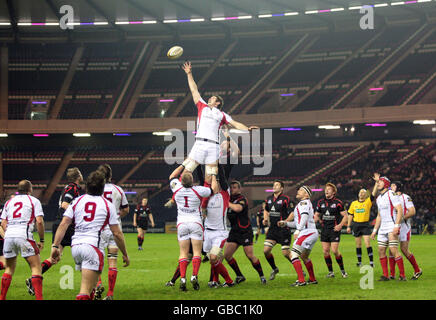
xmin=0 ymin=194 xmax=44 ymax=239
xmin=64 ymin=194 xmax=118 ymax=248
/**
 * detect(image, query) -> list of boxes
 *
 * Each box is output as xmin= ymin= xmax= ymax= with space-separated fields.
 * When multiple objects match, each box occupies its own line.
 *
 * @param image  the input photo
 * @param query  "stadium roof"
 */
xmin=1 ymin=0 xmax=436 ymax=42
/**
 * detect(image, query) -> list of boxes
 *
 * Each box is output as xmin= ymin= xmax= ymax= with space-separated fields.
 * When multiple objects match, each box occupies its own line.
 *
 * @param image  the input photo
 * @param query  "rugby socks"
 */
xmin=356 ymin=248 xmax=362 ymax=264
xmin=0 ymin=262 xmax=4 ymax=270
xmin=76 ymin=294 xmax=91 ymax=300
xmin=335 ymin=254 xmax=345 ymax=272
xmin=0 ymin=273 xmax=12 ymax=300
xmin=137 ymin=236 xmax=144 ymax=247
xmin=380 ymin=256 xmax=389 ymax=277
xmin=192 ymin=256 xmax=201 ymax=276
xmin=213 ymin=264 xmax=219 ymax=282
xmin=265 ymin=253 xmax=277 ymax=270
xmin=291 ymin=258 xmax=305 ymax=283
xmin=172 ymin=264 xmax=181 ymax=283
xmin=179 ymin=258 xmax=189 ymax=279
xmin=324 ymin=255 xmax=333 ymax=272
xmin=31 ymin=275 xmax=43 ymax=300
xmin=389 ymin=256 xmax=396 ymax=278
xmin=96 ymin=276 xmax=102 ymax=288
xmin=228 ymin=257 xmax=243 ymax=277
xmin=406 ymin=254 xmax=420 ymax=273
xmin=90 ymin=288 xmax=96 ymax=300
xmin=209 ymin=264 xmax=214 ymax=282
xmin=214 ymin=261 xmax=233 ymax=284
xmin=395 ymin=257 xmax=405 ymax=278
xmin=304 ymin=259 xmax=316 ymax=282
xmin=107 ymin=268 xmax=117 ymax=297
xmin=367 ymin=247 xmax=374 ymax=267
xmin=41 ymin=259 xmax=52 ymax=274
xmin=255 ymin=233 xmax=259 ymax=242
xmin=251 ymin=259 xmax=264 ymax=277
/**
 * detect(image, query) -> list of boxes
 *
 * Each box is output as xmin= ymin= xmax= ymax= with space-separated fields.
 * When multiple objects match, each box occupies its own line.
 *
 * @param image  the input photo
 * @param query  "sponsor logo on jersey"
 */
xmin=331 ymin=204 xmax=336 ymax=208
xmin=355 ymin=208 xmax=365 ymax=213
xmin=321 ymin=204 xmax=325 ymax=208
xmin=301 ymin=201 xmax=307 ymax=205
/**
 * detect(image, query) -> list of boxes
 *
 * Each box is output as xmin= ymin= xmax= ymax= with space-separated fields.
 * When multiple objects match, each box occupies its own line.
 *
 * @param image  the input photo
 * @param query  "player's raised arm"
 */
xmin=182 ymin=61 xmax=201 ymax=105
xmin=169 ymin=165 xmax=184 ymax=181
xmin=227 ymin=118 xmax=259 ymax=132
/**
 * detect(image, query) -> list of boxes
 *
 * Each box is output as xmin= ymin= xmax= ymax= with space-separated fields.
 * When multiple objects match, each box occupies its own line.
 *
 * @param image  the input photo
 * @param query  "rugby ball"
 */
xmin=167 ymin=46 xmax=183 ymax=59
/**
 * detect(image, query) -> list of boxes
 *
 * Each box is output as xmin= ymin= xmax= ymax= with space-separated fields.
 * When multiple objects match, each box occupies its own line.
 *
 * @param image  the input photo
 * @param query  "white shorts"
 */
xmin=100 ymin=228 xmax=117 ymax=249
xmin=203 ymin=229 xmax=229 ymax=254
xmin=293 ymin=229 xmax=318 ymax=252
xmin=377 ymin=225 xmax=396 ymax=243
xmin=188 ymin=140 xmax=220 ymax=165
xmin=177 ymin=222 xmax=204 ymax=241
xmin=71 ymin=243 xmax=104 ymax=272
xmin=399 ymin=224 xmax=411 ymax=242
xmin=3 ymin=237 xmax=40 ymax=259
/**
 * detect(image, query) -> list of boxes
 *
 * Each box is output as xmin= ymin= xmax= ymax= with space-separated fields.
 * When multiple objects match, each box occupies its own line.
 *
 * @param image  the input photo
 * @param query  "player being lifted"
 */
xmin=26 ymin=167 xmax=83 ymax=296
xmin=51 ymin=171 xmax=129 ymax=300
xmin=169 ymin=165 xmax=218 ymax=291
xmin=0 ymin=180 xmax=45 ymax=300
xmin=133 ymin=197 xmax=155 ymax=251
xmin=180 ymin=61 xmax=258 ymax=211
xmin=314 ymin=183 xmax=348 ymax=278
xmin=278 ymin=186 xmax=318 ymax=287
xmin=390 ymin=181 xmax=422 ymax=280
xmin=370 ymin=175 xmax=406 ymax=281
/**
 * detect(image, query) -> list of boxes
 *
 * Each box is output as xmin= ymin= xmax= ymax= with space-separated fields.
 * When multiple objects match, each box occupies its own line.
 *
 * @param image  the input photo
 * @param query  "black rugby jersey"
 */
xmin=228 ymin=193 xmax=250 ymax=231
xmin=315 ymin=197 xmax=345 ymax=228
xmin=264 ymin=193 xmax=290 ymax=230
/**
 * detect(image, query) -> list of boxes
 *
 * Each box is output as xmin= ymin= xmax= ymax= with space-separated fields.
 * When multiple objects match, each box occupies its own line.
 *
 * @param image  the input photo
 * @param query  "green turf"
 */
xmin=3 ymin=233 xmax=436 ymax=300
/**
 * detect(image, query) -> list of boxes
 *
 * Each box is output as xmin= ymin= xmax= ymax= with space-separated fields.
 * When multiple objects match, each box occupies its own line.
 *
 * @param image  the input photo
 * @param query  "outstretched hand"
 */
xmin=182 ymin=61 xmax=192 ymax=74
xmin=373 ymin=173 xmax=380 ymax=182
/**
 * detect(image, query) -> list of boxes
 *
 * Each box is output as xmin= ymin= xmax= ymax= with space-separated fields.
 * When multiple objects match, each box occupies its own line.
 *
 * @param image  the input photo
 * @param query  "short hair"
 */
xmin=215 ymin=95 xmax=224 ymax=109
xmin=66 ymin=167 xmax=81 ymax=183
xmin=17 ymin=180 xmax=32 ymax=194
xmin=325 ymin=182 xmax=337 ymax=194
xmin=274 ymin=180 xmax=284 ymax=189
xmin=230 ymin=180 xmax=241 ymax=188
xmin=97 ymin=164 xmax=112 ymax=182
xmin=181 ymin=172 xmax=193 ymax=188
xmin=86 ymin=171 xmax=106 ymax=196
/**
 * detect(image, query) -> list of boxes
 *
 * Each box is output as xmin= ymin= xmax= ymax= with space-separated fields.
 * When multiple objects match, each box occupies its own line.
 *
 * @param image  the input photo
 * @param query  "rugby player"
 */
xmin=50 ymin=171 xmax=129 ymax=300
xmin=224 ymin=181 xmax=266 ymax=285
xmin=26 ymin=168 xmax=83 ymax=295
xmin=96 ymin=164 xmax=129 ymax=300
xmin=314 ymin=183 xmax=348 ymax=278
xmin=370 ymin=175 xmax=406 ymax=281
xmin=0 ymin=194 xmax=15 ymax=272
xmin=278 ymin=186 xmax=318 ymax=287
xmin=0 ymin=180 xmax=45 ymax=300
xmin=169 ymin=165 xmax=218 ymax=291
xmin=255 ymin=203 xmax=266 ymax=243
xmin=262 ymin=180 xmax=292 ymax=280
xmin=133 ymin=197 xmax=155 ymax=251
xmin=390 ymin=181 xmax=422 ymax=280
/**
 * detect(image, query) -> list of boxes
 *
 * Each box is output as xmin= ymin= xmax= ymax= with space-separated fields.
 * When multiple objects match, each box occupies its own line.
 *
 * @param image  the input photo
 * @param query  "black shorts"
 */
xmin=0 ymin=239 xmax=3 ymax=256
xmin=52 ymin=223 xmax=75 ymax=247
xmin=265 ymin=227 xmax=292 ymax=247
xmin=227 ymin=228 xmax=253 ymax=247
xmin=352 ymin=222 xmax=372 ymax=237
xmin=320 ymin=228 xmax=341 ymax=242
xmin=137 ymin=219 xmax=148 ymax=230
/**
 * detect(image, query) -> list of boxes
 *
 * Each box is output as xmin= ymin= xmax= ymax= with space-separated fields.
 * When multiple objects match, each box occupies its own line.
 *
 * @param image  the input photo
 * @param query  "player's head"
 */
xmin=324 ymin=182 xmax=337 ymax=199
xmin=67 ymin=167 xmax=83 ymax=184
xmin=181 ymin=172 xmax=193 ymax=188
xmin=230 ymin=180 xmax=241 ymax=195
xmin=358 ymin=188 xmax=368 ymax=201
xmin=86 ymin=170 xmax=105 ymax=196
xmin=273 ymin=180 xmax=284 ymax=194
xmin=297 ymin=186 xmax=312 ymax=200
xmin=141 ymin=197 xmax=148 ymax=205
xmin=377 ymin=176 xmax=390 ymax=191
xmin=391 ymin=181 xmax=403 ymax=194
xmin=17 ymin=180 xmax=32 ymax=195
xmin=208 ymin=95 xmax=224 ymax=109
xmin=97 ymin=163 xmax=112 ymax=183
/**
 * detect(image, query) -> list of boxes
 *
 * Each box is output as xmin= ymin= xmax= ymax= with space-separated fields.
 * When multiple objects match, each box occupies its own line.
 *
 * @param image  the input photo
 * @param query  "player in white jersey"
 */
xmin=50 ymin=171 xmax=129 ymax=300
xmin=169 ymin=165 xmax=217 ymax=291
xmin=0 ymin=180 xmax=45 ymax=300
xmin=278 ymin=186 xmax=318 ymax=287
xmin=370 ymin=174 xmax=406 ymax=281
xmin=180 ymin=61 xmax=258 ymax=212
xmin=390 ymin=181 xmax=422 ymax=280
xmin=94 ymin=164 xmax=129 ymax=300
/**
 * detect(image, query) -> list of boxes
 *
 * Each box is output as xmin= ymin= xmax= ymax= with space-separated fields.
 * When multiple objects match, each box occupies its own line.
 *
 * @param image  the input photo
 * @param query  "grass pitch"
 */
xmin=4 ymin=233 xmax=436 ymax=300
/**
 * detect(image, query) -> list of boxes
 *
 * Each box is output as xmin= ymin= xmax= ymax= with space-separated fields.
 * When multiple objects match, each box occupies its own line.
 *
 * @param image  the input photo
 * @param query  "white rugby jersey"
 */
xmin=204 ymin=189 xmax=230 ymax=231
xmin=294 ymin=199 xmax=316 ymax=231
xmin=0 ymin=194 xmax=44 ymax=239
xmin=102 ymin=183 xmax=128 ymax=225
xmin=170 ymin=178 xmax=212 ymax=225
xmin=397 ymin=193 xmax=415 ymax=228
xmin=64 ymin=194 xmax=118 ymax=247
xmin=195 ymin=98 xmax=232 ymax=143
xmin=376 ymin=190 xmax=401 ymax=228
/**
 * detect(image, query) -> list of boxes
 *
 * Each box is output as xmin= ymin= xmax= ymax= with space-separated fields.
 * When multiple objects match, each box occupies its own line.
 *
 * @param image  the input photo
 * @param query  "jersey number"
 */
xmin=184 ymin=196 xmax=189 ymax=208
xmin=103 ymin=191 xmax=112 ymax=203
xmin=13 ymin=202 xmax=23 ymax=218
xmin=84 ymin=202 xmax=97 ymax=222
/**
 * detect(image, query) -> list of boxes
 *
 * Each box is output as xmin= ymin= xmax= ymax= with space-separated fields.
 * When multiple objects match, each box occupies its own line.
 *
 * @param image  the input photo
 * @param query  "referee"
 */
xmin=346 ymin=180 xmax=378 ymax=267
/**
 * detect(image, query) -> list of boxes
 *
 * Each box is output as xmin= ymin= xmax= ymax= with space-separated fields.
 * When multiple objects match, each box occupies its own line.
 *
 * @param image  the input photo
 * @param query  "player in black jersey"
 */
xmin=133 ymin=197 xmax=155 ymax=251
xmin=224 ymin=181 xmax=266 ymax=285
xmin=314 ymin=183 xmax=348 ymax=278
xmin=263 ymin=180 xmax=293 ymax=280
xmin=26 ymin=167 xmax=83 ymax=296
xmin=255 ymin=203 xmax=266 ymax=243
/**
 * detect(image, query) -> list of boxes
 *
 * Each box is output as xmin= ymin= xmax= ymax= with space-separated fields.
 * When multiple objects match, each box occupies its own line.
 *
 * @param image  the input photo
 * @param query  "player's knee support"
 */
xmin=210 ymin=246 xmax=223 ymax=258
xmin=107 ymin=251 xmax=118 ymax=259
xmin=205 ymin=165 xmax=218 ymax=176
xmin=378 ymin=240 xmax=389 ymax=248
xmin=281 ymin=245 xmax=290 ymax=251
xmin=291 ymin=248 xmax=301 ymax=260
xmin=182 ymin=159 xmax=198 ymax=172
xmin=264 ymin=241 xmax=274 ymax=248
xmin=388 ymin=240 xmax=399 ymax=248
